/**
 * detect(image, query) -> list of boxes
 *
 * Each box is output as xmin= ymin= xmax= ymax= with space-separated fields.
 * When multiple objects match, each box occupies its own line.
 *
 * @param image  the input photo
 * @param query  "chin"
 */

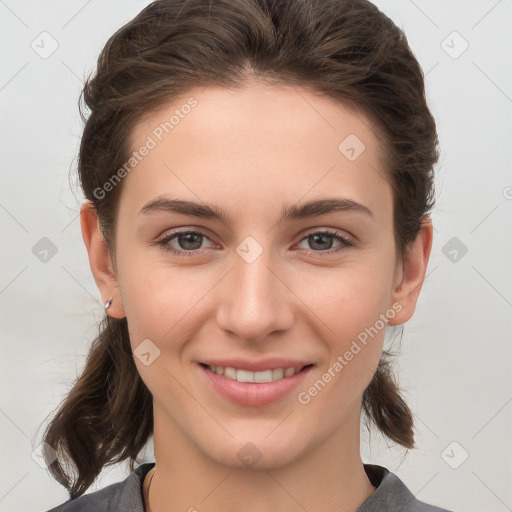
xmin=201 ymin=433 xmax=307 ymax=471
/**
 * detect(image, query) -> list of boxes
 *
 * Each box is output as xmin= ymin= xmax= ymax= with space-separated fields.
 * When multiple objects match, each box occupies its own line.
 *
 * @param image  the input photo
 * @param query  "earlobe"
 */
xmin=80 ymin=201 xmax=126 ymax=319
xmin=387 ymin=216 xmax=433 ymax=326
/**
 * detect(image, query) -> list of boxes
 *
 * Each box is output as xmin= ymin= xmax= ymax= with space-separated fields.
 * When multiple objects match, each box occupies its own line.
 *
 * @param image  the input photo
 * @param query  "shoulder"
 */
xmin=45 ymin=462 xmax=155 ymax=512
xmin=359 ymin=464 xmax=456 ymax=512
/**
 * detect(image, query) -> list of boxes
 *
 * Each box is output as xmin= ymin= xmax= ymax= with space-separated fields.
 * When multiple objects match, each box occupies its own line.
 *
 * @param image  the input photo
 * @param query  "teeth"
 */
xmin=208 ymin=365 xmax=302 ymax=383
xmin=284 ymin=367 xmax=295 ymax=378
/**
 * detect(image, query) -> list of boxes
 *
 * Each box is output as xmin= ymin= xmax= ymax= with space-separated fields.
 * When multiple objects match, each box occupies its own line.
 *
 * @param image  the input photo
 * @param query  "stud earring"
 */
xmin=104 ymin=298 xmax=113 ymax=310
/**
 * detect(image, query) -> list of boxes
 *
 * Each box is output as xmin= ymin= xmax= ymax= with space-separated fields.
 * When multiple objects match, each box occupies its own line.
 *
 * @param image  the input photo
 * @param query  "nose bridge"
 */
xmin=216 ymin=235 xmax=293 ymax=341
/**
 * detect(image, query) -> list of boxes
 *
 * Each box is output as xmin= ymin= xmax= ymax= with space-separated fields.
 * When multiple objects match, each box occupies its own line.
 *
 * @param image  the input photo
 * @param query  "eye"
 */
xmin=296 ymin=229 xmax=354 ymax=255
xmin=155 ymin=229 xmax=214 ymax=256
xmin=154 ymin=228 xmax=354 ymax=257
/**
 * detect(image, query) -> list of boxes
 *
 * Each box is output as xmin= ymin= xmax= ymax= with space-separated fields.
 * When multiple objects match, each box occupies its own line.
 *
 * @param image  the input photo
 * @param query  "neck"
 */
xmin=146 ymin=402 xmax=376 ymax=512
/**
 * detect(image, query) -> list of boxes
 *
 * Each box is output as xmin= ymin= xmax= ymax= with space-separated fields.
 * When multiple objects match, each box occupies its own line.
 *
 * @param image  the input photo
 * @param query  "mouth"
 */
xmin=197 ymin=362 xmax=315 ymax=407
xmin=199 ymin=362 xmax=314 ymax=383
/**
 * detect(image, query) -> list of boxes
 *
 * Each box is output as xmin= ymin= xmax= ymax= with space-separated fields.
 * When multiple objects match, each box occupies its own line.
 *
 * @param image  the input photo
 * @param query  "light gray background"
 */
xmin=1 ymin=1 xmax=511 ymax=511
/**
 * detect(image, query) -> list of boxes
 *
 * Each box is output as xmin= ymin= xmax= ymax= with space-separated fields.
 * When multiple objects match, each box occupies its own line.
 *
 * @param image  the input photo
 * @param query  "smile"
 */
xmin=204 ymin=364 xmax=309 ymax=383
xmin=198 ymin=363 xmax=314 ymax=407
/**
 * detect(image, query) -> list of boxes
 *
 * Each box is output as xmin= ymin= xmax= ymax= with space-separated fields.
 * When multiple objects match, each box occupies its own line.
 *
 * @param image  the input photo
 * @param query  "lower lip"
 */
xmin=198 ymin=364 xmax=314 ymax=407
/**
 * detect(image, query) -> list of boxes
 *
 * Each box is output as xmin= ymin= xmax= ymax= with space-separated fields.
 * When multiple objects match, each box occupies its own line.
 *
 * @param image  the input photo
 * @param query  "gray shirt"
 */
xmin=46 ymin=462 xmax=455 ymax=511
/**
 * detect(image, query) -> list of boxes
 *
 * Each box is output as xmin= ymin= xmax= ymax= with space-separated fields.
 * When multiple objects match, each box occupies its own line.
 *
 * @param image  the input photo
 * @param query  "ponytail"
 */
xmin=41 ymin=316 xmax=153 ymax=498
xmin=362 ymin=347 xmax=415 ymax=450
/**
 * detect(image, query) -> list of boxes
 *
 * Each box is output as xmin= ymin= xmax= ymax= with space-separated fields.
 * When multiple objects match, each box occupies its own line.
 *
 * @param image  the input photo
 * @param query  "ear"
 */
xmin=80 ymin=200 xmax=126 ymax=319
xmin=387 ymin=216 xmax=433 ymax=326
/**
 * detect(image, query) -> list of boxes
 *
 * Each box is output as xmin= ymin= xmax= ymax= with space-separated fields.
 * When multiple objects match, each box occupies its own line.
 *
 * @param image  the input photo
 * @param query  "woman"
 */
xmin=42 ymin=0 xmax=453 ymax=510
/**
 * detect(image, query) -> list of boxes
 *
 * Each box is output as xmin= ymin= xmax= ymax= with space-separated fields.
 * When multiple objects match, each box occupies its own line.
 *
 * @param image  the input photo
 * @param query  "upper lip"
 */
xmin=199 ymin=358 xmax=314 ymax=372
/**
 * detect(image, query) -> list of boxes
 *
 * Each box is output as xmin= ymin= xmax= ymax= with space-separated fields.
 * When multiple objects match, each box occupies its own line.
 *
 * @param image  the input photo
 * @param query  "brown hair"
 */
xmin=40 ymin=0 xmax=438 ymax=498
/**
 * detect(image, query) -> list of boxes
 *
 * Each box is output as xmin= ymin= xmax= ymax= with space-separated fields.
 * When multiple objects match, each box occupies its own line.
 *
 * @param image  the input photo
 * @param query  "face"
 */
xmin=83 ymin=80 xmax=430 ymax=470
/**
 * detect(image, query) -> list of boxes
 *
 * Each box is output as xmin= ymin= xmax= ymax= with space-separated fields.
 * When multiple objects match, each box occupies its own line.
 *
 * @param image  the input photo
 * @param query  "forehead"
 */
xmin=122 ymin=82 xmax=392 ymax=224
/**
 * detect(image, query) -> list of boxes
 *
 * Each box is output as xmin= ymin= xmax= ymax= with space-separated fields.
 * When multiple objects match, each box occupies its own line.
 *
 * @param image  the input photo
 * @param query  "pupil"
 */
xmin=311 ymin=233 xmax=332 ymax=250
xmin=181 ymin=233 xmax=201 ymax=250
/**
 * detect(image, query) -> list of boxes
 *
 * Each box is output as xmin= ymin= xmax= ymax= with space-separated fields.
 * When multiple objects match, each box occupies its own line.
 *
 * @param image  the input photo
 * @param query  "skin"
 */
xmin=81 ymin=80 xmax=432 ymax=512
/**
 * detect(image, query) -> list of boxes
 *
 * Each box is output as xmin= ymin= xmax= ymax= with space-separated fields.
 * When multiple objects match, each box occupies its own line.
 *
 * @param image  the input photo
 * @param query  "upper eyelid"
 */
xmin=158 ymin=228 xmax=215 ymax=244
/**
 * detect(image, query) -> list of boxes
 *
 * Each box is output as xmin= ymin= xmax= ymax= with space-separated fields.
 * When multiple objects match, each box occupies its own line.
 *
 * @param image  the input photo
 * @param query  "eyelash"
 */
xmin=154 ymin=228 xmax=354 ymax=257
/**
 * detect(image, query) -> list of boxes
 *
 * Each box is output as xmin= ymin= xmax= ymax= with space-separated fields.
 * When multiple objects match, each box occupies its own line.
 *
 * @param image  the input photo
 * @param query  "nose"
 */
xmin=215 ymin=245 xmax=295 ymax=344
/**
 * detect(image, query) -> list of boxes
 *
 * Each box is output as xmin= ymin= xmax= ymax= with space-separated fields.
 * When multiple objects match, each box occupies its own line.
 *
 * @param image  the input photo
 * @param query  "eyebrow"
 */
xmin=139 ymin=196 xmax=374 ymax=223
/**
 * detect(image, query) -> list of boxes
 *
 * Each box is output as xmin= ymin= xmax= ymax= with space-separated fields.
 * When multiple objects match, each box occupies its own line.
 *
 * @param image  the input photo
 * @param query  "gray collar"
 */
xmin=48 ymin=462 xmax=453 ymax=511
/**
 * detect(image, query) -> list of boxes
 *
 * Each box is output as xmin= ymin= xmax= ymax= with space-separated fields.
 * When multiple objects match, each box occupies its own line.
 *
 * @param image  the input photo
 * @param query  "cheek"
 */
xmin=295 ymin=271 xmax=390 ymax=420
xmin=292 ymin=259 xmax=393 ymax=389
xmin=297 ymin=261 xmax=394 ymax=340
xmin=117 ymin=251 xmax=216 ymax=350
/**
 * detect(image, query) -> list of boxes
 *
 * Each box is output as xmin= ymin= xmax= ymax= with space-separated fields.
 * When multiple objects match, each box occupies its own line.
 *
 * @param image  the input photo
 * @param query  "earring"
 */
xmin=104 ymin=298 xmax=113 ymax=310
